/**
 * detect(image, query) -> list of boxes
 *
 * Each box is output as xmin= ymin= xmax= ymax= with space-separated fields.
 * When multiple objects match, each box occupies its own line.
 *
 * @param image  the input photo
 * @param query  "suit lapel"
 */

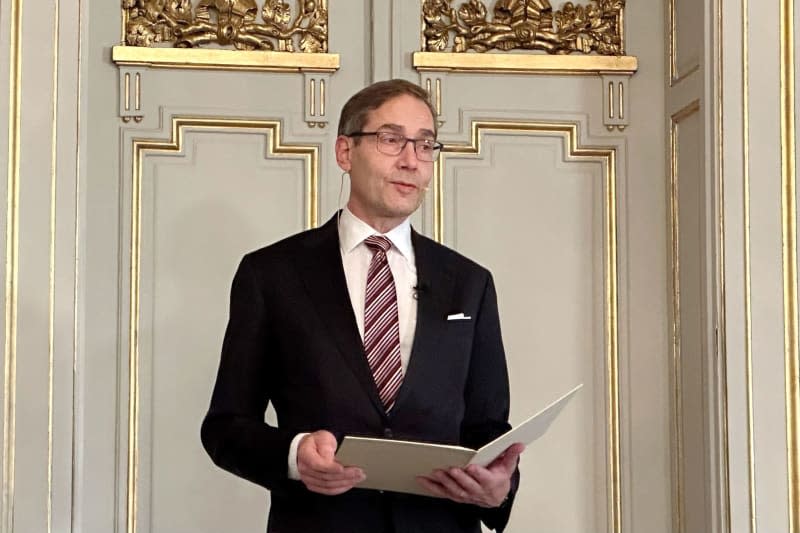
xmin=393 ymin=230 xmax=456 ymax=412
xmin=293 ymin=216 xmax=386 ymax=416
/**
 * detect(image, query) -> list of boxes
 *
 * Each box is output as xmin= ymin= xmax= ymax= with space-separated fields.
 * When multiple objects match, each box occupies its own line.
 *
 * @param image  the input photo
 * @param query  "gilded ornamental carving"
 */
xmin=422 ymin=0 xmax=625 ymax=55
xmin=123 ymin=0 xmax=328 ymax=52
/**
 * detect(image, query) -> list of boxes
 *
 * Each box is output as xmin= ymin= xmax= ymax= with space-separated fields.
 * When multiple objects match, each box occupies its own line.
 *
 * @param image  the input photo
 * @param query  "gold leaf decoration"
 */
xmin=123 ymin=0 xmax=328 ymax=52
xmin=422 ymin=0 xmax=625 ymax=55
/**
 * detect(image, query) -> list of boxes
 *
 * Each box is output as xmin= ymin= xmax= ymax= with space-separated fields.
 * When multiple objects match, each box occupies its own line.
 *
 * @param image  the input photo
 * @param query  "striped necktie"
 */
xmin=363 ymin=235 xmax=403 ymax=412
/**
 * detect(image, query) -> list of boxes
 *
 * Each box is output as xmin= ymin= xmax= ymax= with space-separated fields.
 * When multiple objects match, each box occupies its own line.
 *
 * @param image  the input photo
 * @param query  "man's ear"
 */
xmin=335 ymin=136 xmax=352 ymax=171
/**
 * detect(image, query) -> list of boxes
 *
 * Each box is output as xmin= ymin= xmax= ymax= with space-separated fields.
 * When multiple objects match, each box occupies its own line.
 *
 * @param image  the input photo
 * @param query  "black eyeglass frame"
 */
xmin=346 ymin=131 xmax=444 ymax=161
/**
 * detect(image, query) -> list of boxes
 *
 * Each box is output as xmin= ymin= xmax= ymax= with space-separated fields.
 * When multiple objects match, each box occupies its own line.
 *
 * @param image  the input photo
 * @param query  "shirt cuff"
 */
xmin=287 ymin=432 xmax=308 ymax=480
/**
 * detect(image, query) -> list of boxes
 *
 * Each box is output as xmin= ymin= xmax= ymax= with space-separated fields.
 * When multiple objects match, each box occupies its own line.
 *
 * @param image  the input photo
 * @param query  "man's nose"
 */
xmin=397 ymin=139 xmax=418 ymax=169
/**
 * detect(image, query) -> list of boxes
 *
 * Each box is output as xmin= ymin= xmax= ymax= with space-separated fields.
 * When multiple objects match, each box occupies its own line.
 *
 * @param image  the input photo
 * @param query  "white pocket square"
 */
xmin=447 ymin=313 xmax=472 ymax=321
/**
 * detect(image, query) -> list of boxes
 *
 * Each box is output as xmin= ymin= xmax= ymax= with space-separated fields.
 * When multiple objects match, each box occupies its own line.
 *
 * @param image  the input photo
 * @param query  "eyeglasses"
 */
xmin=346 ymin=131 xmax=443 ymax=162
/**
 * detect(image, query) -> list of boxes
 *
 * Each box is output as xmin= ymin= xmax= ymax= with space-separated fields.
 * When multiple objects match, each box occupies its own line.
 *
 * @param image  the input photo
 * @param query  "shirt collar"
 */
xmin=338 ymin=207 xmax=414 ymax=262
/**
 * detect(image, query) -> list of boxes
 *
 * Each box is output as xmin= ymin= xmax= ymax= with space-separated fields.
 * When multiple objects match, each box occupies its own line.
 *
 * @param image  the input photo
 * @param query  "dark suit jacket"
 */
xmin=201 ymin=215 xmax=518 ymax=532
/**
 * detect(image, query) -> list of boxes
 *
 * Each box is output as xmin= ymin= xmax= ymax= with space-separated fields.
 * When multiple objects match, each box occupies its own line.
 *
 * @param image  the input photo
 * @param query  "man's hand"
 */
xmin=416 ymin=443 xmax=524 ymax=507
xmin=296 ymin=430 xmax=365 ymax=495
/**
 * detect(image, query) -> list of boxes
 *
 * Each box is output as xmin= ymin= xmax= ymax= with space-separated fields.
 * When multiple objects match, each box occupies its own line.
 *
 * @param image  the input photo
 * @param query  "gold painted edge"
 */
xmin=111 ymin=46 xmax=340 ymax=73
xmin=669 ymin=99 xmax=701 ymax=533
xmin=437 ymin=121 xmax=621 ymax=533
xmin=433 ymin=157 xmax=443 ymax=243
xmin=741 ymin=0 xmax=756 ymax=529
xmin=672 ymin=65 xmax=701 ymax=86
xmin=668 ymin=0 xmax=702 ymax=86
xmin=48 ymin=0 xmax=60 ymax=530
xmin=717 ymin=0 xmax=733 ymax=528
xmin=781 ymin=0 xmax=800 ymax=529
xmin=71 ymin=0 xmax=84 ymax=528
xmin=668 ymin=0 xmax=676 ymax=82
xmin=603 ymin=139 xmax=622 ymax=533
xmin=127 ymin=117 xmax=319 ymax=533
xmin=2 ymin=0 xmax=22 ymax=530
xmin=413 ymin=52 xmax=638 ymax=75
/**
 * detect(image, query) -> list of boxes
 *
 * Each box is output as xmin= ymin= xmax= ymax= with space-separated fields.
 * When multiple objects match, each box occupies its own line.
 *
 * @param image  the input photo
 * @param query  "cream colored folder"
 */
xmin=334 ymin=384 xmax=583 ymax=497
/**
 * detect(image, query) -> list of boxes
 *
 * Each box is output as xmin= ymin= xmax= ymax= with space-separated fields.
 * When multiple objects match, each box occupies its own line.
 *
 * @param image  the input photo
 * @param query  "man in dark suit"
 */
xmin=201 ymin=79 xmax=523 ymax=532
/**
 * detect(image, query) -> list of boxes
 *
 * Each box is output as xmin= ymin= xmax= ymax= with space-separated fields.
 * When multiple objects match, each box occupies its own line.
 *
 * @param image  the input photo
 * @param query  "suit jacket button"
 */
xmin=384 ymin=428 xmax=393 ymax=438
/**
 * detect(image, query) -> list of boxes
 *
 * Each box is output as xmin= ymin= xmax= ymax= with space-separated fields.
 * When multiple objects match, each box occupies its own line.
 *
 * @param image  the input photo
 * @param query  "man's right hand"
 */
xmin=296 ymin=430 xmax=365 ymax=495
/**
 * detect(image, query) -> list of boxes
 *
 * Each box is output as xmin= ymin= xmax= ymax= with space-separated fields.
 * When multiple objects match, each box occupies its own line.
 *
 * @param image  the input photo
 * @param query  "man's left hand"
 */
xmin=416 ymin=443 xmax=525 ymax=508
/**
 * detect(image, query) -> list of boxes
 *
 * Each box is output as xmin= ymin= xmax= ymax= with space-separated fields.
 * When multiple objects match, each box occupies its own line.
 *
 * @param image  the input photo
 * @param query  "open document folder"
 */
xmin=335 ymin=383 xmax=583 ymax=497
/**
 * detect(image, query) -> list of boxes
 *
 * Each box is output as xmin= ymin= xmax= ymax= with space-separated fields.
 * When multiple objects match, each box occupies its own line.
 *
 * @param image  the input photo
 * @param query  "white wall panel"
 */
xmin=140 ymin=134 xmax=306 ymax=531
xmin=445 ymin=136 xmax=604 ymax=533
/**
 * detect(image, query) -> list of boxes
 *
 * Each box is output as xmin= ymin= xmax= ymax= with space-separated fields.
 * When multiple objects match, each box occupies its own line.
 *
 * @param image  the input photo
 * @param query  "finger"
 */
xmin=298 ymin=432 xmax=342 ymax=473
xmin=416 ymin=476 xmax=450 ymax=499
xmin=301 ymin=467 xmax=365 ymax=494
xmin=464 ymin=464 xmax=496 ymax=487
xmin=429 ymin=469 xmax=471 ymax=502
xmin=315 ymin=434 xmax=338 ymax=461
xmin=299 ymin=463 xmax=362 ymax=482
xmin=307 ymin=430 xmax=338 ymax=459
xmin=300 ymin=457 xmax=344 ymax=476
xmin=303 ymin=475 xmax=358 ymax=489
xmin=304 ymin=465 xmax=363 ymax=481
xmin=447 ymin=467 xmax=484 ymax=494
xmin=489 ymin=443 xmax=525 ymax=475
xmin=304 ymin=480 xmax=358 ymax=496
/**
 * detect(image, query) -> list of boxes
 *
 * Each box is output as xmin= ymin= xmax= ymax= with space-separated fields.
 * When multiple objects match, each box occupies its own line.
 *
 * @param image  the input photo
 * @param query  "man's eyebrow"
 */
xmin=374 ymin=124 xmax=436 ymax=139
xmin=374 ymin=123 xmax=404 ymax=132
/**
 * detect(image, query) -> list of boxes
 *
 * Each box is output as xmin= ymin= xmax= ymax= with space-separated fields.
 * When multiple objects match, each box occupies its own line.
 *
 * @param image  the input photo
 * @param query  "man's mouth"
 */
xmin=390 ymin=180 xmax=417 ymax=191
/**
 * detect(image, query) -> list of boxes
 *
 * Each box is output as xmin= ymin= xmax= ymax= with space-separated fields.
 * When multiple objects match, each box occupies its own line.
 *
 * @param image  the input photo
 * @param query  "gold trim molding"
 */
xmin=422 ymin=0 xmax=626 ymax=55
xmin=740 ymin=0 xmax=756 ymax=527
xmin=127 ymin=117 xmax=319 ymax=533
xmin=715 ymin=0 xmax=733 ymax=526
xmin=123 ymin=0 xmax=329 ymax=52
xmin=3 ymin=0 xmax=22 ymax=530
xmin=413 ymin=51 xmax=637 ymax=74
xmin=435 ymin=121 xmax=621 ymax=533
xmin=668 ymin=99 xmax=701 ymax=533
xmin=112 ymin=46 xmax=339 ymax=73
xmin=667 ymin=0 xmax=700 ymax=85
xmin=780 ymin=0 xmax=799 ymax=529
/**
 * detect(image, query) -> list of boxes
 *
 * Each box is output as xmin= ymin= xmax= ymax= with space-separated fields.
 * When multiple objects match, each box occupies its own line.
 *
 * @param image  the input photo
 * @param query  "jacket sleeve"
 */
xmin=201 ymin=254 xmax=295 ymax=490
xmin=460 ymin=273 xmax=520 ymax=532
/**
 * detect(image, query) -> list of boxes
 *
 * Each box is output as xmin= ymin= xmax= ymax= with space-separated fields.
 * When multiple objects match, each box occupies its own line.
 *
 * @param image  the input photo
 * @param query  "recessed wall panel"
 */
xmin=138 ymin=132 xmax=306 ymax=532
xmin=445 ymin=136 xmax=604 ymax=533
xmin=673 ymin=0 xmax=703 ymax=81
xmin=672 ymin=106 xmax=710 ymax=533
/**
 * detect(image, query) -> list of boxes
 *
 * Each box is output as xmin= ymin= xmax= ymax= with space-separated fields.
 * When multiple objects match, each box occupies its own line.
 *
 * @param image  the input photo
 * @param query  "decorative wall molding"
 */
xmin=414 ymin=1 xmax=638 ymax=130
xmin=668 ymin=98 xmax=702 ymax=533
xmin=125 ymin=116 xmax=320 ymax=533
xmin=111 ymin=45 xmax=339 ymax=72
xmin=118 ymin=67 xmax=144 ymax=123
xmin=122 ymin=0 xmax=329 ymax=51
xmin=413 ymin=51 xmax=637 ymax=74
xmin=113 ymin=1 xmax=339 ymax=122
xmin=436 ymin=119 xmax=621 ymax=533
xmin=421 ymin=0 xmax=626 ymax=55
xmin=112 ymin=46 xmax=339 ymax=125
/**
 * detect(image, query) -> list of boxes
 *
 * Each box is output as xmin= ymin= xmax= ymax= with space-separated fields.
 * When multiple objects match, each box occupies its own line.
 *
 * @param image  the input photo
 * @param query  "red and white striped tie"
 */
xmin=363 ymin=235 xmax=403 ymax=412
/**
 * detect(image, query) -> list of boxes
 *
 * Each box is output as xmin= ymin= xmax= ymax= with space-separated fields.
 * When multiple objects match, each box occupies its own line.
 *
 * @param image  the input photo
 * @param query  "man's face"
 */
xmin=336 ymin=94 xmax=435 ymax=231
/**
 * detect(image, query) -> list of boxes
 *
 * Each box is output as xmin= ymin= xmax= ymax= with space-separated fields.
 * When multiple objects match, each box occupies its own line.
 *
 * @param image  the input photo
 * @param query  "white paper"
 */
xmin=334 ymin=384 xmax=582 ymax=496
xmin=469 ymin=383 xmax=583 ymax=466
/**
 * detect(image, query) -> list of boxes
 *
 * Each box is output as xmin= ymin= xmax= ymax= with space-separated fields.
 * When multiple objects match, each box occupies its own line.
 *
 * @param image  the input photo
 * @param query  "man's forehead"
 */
xmin=364 ymin=98 xmax=435 ymax=134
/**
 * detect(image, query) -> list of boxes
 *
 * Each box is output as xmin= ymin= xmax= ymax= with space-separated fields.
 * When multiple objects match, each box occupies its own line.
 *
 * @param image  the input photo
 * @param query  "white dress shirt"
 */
xmin=287 ymin=207 xmax=418 ymax=479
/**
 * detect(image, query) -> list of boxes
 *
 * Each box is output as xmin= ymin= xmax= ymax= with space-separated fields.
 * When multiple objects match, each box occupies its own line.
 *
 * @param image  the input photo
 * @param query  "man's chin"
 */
xmin=384 ymin=200 xmax=423 ymax=220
